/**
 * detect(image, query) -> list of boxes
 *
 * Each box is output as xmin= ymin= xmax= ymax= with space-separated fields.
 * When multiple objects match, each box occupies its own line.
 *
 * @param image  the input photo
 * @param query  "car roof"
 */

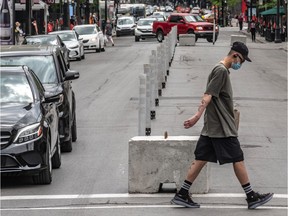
xmin=138 ymin=17 xmax=157 ymax=21
xmin=49 ymin=30 xmax=75 ymax=34
xmin=25 ymin=34 xmax=58 ymax=38
xmin=0 ymin=45 xmax=60 ymax=56
xmin=118 ymin=16 xmax=134 ymax=20
xmin=73 ymin=24 xmax=97 ymax=28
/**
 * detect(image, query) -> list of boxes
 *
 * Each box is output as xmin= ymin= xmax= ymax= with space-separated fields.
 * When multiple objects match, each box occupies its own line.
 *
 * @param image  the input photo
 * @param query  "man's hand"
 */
xmin=184 ymin=115 xmax=200 ymax=129
xmin=183 ymin=93 xmax=212 ymax=129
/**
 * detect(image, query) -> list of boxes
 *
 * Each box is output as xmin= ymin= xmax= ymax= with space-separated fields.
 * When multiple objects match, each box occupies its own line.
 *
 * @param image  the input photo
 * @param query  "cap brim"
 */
xmin=244 ymin=56 xmax=252 ymax=62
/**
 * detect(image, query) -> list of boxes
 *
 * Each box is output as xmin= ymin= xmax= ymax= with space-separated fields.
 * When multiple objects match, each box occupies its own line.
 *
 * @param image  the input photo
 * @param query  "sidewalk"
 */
xmin=230 ymin=18 xmax=288 ymax=51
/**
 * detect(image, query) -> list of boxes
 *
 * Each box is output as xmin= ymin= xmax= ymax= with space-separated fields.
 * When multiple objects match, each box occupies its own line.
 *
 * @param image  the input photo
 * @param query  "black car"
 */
xmin=22 ymin=34 xmax=70 ymax=69
xmin=0 ymin=45 xmax=80 ymax=152
xmin=0 ymin=66 xmax=61 ymax=184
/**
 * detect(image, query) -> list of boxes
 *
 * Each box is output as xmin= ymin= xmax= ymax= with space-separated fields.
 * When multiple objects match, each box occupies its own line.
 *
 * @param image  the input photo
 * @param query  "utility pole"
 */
xmin=25 ymin=0 xmax=32 ymax=35
xmin=274 ymin=0 xmax=282 ymax=43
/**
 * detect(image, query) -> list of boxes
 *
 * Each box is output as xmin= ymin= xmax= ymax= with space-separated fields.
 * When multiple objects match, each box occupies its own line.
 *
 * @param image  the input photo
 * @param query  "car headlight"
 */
xmin=196 ymin=26 xmax=203 ymax=30
xmin=13 ymin=123 xmax=43 ymax=144
xmin=91 ymin=37 xmax=97 ymax=42
xmin=70 ymin=45 xmax=79 ymax=49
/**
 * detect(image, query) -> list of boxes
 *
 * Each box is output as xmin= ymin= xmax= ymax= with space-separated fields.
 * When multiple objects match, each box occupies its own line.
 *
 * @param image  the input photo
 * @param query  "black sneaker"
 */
xmin=246 ymin=192 xmax=274 ymax=209
xmin=171 ymin=193 xmax=200 ymax=208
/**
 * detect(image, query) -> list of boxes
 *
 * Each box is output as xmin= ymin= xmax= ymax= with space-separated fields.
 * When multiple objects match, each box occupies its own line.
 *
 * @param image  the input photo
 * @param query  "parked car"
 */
xmin=152 ymin=13 xmax=219 ymax=42
xmin=73 ymin=24 xmax=105 ymax=53
xmin=22 ymin=34 xmax=70 ymax=68
xmin=49 ymin=30 xmax=85 ymax=61
xmin=0 ymin=45 xmax=80 ymax=152
xmin=116 ymin=16 xmax=136 ymax=37
xmin=135 ymin=17 xmax=157 ymax=42
xmin=0 ymin=65 xmax=61 ymax=184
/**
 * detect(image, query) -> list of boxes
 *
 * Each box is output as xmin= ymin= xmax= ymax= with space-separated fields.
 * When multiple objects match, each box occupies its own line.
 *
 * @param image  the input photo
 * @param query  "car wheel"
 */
xmin=61 ymin=136 xmax=72 ymax=152
xmin=77 ymin=56 xmax=82 ymax=61
xmin=116 ymin=33 xmax=120 ymax=37
xmin=33 ymin=133 xmax=52 ymax=184
xmin=81 ymin=53 xmax=85 ymax=59
xmin=52 ymin=135 xmax=61 ymax=169
xmin=72 ymin=112 xmax=77 ymax=142
xmin=156 ymin=30 xmax=164 ymax=43
xmin=135 ymin=36 xmax=140 ymax=42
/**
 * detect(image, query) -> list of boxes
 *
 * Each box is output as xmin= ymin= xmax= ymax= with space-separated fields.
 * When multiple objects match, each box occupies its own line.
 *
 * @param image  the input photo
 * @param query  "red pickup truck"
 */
xmin=152 ymin=13 xmax=219 ymax=43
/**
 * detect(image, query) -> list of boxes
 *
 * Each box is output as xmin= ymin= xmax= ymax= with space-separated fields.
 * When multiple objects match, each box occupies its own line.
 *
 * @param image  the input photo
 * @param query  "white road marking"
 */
xmin=1 ymin=205 xmax=288 ymax=211
xmin=1 ymin=193 xmax=287 ymax=200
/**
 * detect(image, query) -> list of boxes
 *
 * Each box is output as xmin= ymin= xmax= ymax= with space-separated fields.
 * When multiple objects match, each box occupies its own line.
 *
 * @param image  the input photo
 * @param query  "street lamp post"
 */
xmin=274 ymin=0 xmax=282 ymax=43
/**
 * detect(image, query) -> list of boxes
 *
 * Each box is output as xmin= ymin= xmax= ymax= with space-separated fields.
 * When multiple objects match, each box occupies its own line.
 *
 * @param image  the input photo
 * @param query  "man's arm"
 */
xmin=184 ymin=93 xmax=212 ymax=129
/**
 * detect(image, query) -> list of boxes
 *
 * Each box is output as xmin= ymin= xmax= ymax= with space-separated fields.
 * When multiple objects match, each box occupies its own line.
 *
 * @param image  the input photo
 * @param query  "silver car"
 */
xmin=49 ymin=30 xmax=85 ymax=61
xmin=134 ymin=17 xmax=157 ymax=42
xmin=73 ymin=24 xmax=105 ymax=53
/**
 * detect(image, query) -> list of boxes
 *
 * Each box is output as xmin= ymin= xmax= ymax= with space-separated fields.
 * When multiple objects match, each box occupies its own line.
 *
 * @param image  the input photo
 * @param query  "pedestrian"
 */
xmin=105 ymin=19 xmax=114 ymax=46
xmin=47 ymin=20 xmax=54 ymax=33
xmin=238 ymin=14 xmax=243 ymax=31
xmin=170 ymin=41 xmax=274 ymax=210
xmin=31 ymin=18 xmax=38 ymax=35
xmin=89 ymin=13 xmax=94 ymax=24
xmin=70 ymin=19 xmax=75 ymax=30
xmin=250 ymin=20 xmax=256 ymax=42
xmin=15 ymin=21 xmax=23 ymax=45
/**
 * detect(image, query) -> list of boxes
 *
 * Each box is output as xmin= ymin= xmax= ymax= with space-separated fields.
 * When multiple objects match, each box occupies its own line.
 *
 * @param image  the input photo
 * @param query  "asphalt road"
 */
xmin=1 ymin=27 xmax=287 ymax=216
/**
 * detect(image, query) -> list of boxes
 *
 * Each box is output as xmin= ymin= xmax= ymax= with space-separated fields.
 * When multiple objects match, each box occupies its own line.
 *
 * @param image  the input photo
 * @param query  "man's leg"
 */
xmin=233 ymin=161 xmax=273 ymax=209
xmin=171 ymin=160 xmax=207 ymax=208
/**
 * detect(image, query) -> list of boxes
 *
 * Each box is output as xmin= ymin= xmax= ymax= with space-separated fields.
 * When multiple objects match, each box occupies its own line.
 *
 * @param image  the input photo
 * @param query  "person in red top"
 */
xmin=47 ymin=20 xmax=54 ymax=33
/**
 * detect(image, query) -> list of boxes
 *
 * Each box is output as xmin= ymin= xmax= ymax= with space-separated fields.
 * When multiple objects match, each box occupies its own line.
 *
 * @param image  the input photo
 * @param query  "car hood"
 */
xmin=43 ymin=83 xmax=63 ymax=97
xmin=78 ymin=34 xmax=97 ymax=40
xmin=118 ymin=24 xmax=135 ymax=28
xmin=137 ymin=25 xmax=153 ymax=30
xmin=0 ymin=102 xmax=41 ymax=131
xmin=63 ymin=41 xmax=79 ymax=48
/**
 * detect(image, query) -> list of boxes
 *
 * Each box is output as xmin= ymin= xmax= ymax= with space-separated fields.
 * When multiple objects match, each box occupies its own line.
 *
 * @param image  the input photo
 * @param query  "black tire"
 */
xmin=72 ymin=112 xmax=77 ymax=142
xmin=156 ymin=30 xmax=164 ymax=43
xmin=135 ymin=36 xmax=140 ymax=42
xmin=96 ymin=42 xmax=101 ymax=52
xmin=81 ymin=53 xmax=85 ymax=59
xmin=206 ymin=36 xmax=217 ymax=43
xmin=77 ymin=57 xmax=81 ymax=61
xmin=52 ymin=135 xmax=61 ymax=169
xmin=33 ymin=133 xmax=52 ymax=184
xmin=61 ymin=136 xmax=72 ymax=152
xmin=187 ymin=29 xmax=194 ymax=34
xmin=101 ymin=47 xmax=105 ymax=52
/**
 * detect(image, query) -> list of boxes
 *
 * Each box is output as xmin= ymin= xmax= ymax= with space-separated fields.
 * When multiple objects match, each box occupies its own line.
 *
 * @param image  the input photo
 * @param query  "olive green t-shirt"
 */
xmin=201 ymin=63 xmax=238 ymax=138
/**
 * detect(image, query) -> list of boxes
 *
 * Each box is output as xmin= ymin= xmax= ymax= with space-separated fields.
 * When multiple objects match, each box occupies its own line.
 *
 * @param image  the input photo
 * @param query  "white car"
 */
xmin=134 ymin=18 xmax=157 ymax=42
xmin=49 ymin=30 xmax=85 ymax=61
xmin=116 ymin=17 xmax=136 ymax=37
xmin=73 ymin=24 xmax=105 ymax=52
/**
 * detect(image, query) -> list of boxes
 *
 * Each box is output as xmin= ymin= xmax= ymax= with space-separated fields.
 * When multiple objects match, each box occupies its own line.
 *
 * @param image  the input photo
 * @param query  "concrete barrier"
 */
xmin=178 ymin=34 xmax=196 ymax=46
xmin=231 ymin=35 xmax=247 ymax=45
xmin=128 ymin=136 xmax=210 ymax=194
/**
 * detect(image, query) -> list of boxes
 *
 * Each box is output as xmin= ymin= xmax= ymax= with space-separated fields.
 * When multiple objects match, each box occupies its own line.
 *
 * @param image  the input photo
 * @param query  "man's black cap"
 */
xmin=231 ymin=41 xmax=252 ymax=62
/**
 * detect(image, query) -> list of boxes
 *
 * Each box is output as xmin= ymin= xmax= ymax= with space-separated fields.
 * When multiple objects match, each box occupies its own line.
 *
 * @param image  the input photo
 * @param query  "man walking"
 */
xmin=171 ymin=42 xmax=273 ymax=209
xmin=105 ymin=19 xmax=114 ymax=46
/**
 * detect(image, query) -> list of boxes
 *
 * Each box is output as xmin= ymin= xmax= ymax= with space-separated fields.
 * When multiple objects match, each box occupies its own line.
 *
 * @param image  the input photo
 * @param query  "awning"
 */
xmin=15 ymin=0 xmax=48 ymax=11
xmin=259 ymin=6 xmax=285 ymax=16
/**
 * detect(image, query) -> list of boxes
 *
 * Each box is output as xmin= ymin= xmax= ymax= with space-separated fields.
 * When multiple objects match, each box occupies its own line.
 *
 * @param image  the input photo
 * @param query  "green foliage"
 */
xmin=210 ymin=0 xmax=242 ymax=7
xmin=258 ymin=0 xmax=277 ymax=9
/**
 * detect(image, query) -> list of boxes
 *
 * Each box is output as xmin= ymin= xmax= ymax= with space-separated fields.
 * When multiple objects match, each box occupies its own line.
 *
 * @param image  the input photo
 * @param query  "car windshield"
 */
xmin=0 ymin=72 xmax=34 ymax=104
xmin=74 ymin=26 xmax=96 ymax=35
xmin=57 ymin=32 xmax=77 ymax=41
xmin=118 ymin=19 xmax=134 ymax=25
xmin=0 ymin=56 xmax=58 ymax=84
xmin=24 ymin=36 xmax=58 ymax=45
xmin=137 ymin=19 xmax=154 ymax=26
xmin=185 ymin=15 xmax=205 ymax=22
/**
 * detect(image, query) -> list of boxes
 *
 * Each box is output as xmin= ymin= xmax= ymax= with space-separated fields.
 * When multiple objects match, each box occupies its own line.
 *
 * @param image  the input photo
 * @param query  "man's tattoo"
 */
xmin=198 ymin=99 xmax=207 ymax=113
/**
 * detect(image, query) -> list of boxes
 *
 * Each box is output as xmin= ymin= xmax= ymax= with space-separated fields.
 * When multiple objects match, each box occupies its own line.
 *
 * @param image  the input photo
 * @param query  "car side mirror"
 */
xmin=180 ymin=19 xmax=185 ymax=23
xmin=65 ymin=70 xmax=80 ymax=81
xmin=43 ymin=93 xmax=60 ymax=103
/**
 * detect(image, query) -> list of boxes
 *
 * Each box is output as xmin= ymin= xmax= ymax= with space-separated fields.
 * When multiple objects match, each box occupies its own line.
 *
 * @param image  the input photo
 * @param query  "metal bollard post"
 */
xmin=151 ymin=50 xmax=159 ymax=107
xmin=138 ymin=74 xmax=147 ymax=136
xmin=143 ymin=64 xmax=151 ymax=135
xmin=157 ymin=46 xmax=163 ymax=96
xmin=160 ymin=44 xmax=166 ymax=89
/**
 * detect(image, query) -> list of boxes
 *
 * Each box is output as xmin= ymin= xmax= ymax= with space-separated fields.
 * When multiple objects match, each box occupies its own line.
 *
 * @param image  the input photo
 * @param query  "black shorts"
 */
xmin=194 ymin=135 xmax=244 ymax=165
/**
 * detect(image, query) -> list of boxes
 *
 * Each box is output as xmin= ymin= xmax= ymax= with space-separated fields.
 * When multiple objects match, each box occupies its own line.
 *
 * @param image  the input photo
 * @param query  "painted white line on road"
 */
xmin=1 ymin=193 xmax=287 ymax=200
xmin=1 ymin=204 xmax=287 ymax=211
